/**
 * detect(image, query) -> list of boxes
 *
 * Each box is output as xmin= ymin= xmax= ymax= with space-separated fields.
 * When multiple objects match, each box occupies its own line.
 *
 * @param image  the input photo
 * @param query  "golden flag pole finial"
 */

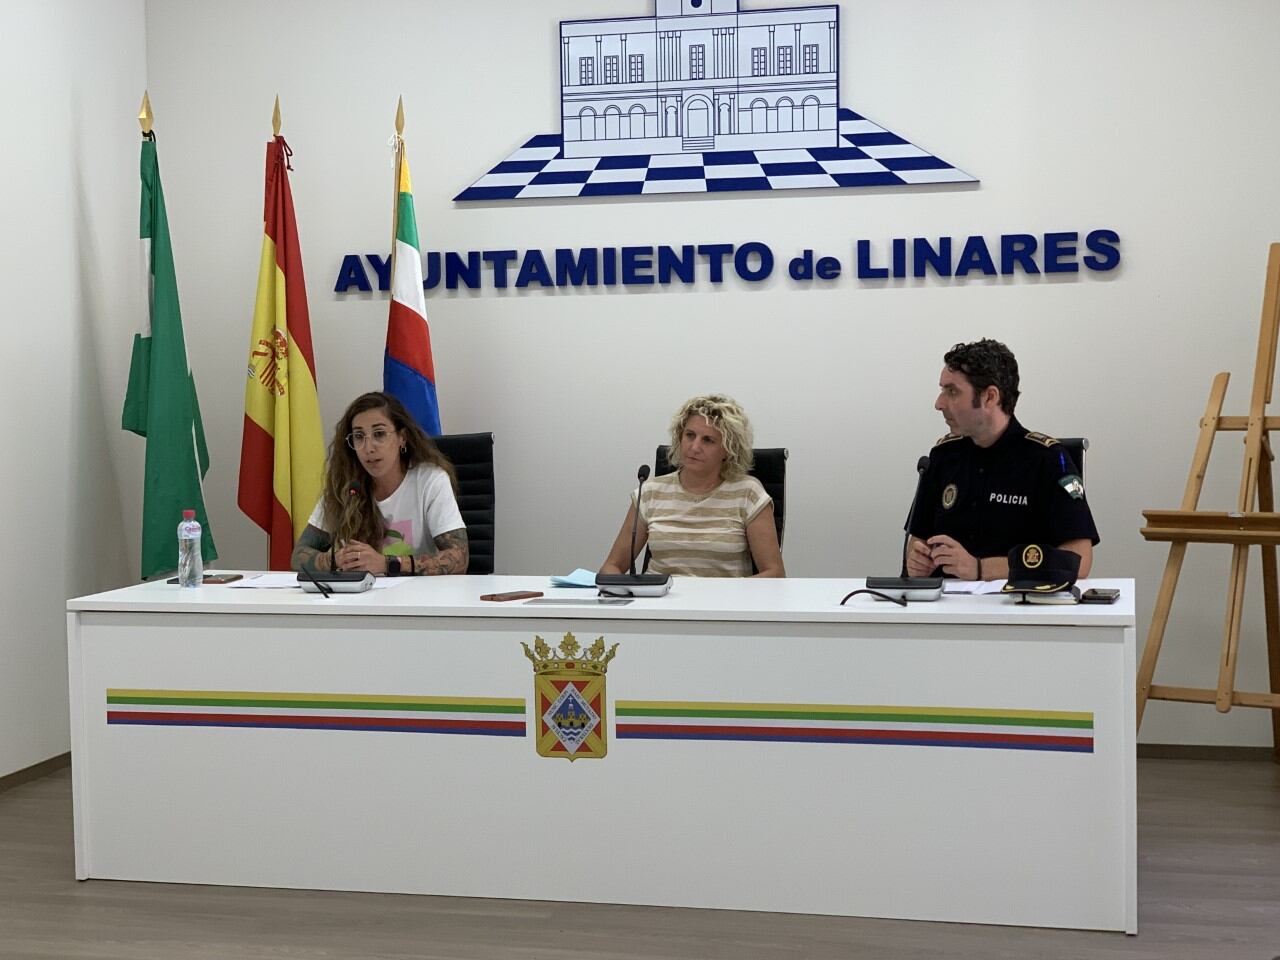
xmin=272 ymin=95 xmax=282 ymax=137
xmin=389 ymin=97 xmax=406 ymax=276
xmin=139 ymin=91 xmax=153 ymax=135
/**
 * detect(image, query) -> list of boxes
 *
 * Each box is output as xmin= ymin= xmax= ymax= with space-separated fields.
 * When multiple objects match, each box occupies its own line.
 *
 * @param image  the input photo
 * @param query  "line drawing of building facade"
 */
xmin=560 ymin=0 xmax=839 ymax=158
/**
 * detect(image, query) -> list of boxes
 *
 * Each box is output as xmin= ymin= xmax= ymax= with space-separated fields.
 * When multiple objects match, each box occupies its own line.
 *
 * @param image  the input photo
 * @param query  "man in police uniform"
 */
xmin=905 ymin=339 xmax=1099 ymax=580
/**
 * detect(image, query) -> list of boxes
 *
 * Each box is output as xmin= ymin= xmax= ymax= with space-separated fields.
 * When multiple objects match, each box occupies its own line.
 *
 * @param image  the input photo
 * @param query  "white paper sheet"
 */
xmin=943 ymin=579 xmax=1009 ymax=596
xmin=229 ymin=573 xmax=406 ymax=590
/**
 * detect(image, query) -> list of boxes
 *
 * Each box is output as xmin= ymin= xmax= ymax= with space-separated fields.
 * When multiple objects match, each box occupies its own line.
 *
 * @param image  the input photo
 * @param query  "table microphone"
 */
xmin=901 ymin=455 xmax=931 ymax=576
xmin=596 ymin=463 xmax=672 ymax=597
xmin=337 ymin=481 xmax=362 ymax=554
xmin=628 ymin=464 xmax=650 ymax=576
xmin=298 ymin=562 xmax=333 ymax=598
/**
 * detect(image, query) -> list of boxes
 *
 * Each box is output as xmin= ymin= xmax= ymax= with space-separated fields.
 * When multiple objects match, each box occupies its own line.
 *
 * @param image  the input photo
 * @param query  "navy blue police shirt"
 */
xmin=908 ymin=418 xmax=1099 ymax=574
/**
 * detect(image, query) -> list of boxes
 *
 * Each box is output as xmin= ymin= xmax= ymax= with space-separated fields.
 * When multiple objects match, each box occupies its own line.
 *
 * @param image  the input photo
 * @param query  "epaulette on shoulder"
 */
xmin=933 ymin=433 xmax=963 ymax=447
xmin=1024 ymin=431 xmax=1060 ymax=448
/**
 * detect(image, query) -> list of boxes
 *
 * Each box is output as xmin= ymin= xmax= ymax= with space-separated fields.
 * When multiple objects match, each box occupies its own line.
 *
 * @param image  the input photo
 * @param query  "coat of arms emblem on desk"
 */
xmin=521 ymin=632 xmax=619 ymax=760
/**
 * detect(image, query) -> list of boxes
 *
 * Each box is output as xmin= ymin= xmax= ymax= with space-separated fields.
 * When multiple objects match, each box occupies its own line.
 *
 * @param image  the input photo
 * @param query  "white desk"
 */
xmin=67 ymin=575 xmax=1136 ymax=932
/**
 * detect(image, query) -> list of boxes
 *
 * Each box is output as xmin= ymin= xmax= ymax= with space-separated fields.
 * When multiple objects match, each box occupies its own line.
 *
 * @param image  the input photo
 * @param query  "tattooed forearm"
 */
xmin=414 ymin=528 xmax=469 ymax=576
xmin=291 ymin=525 xmax=334 ymax=572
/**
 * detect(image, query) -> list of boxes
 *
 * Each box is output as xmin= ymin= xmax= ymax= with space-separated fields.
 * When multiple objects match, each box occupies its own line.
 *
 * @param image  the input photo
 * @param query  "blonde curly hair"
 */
xmin=667 ymin=394 xmax=754 ymax=481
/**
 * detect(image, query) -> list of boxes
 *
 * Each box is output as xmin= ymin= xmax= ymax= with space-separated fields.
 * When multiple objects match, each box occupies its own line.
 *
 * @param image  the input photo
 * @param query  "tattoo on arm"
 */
xmin=415 ymin=528 xmax=469 ymax=576
xmin=291 ymin=525 xmax=334 ymax=572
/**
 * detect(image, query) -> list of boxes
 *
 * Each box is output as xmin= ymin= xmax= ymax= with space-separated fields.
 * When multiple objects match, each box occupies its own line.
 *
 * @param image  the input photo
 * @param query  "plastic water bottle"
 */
xmin=178 ymin=509 xmax=203 ymax=588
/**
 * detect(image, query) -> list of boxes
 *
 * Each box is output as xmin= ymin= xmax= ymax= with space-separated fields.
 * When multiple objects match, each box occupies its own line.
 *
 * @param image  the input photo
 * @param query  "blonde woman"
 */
xmin=600 ymin=394 xmax=784 ymax=578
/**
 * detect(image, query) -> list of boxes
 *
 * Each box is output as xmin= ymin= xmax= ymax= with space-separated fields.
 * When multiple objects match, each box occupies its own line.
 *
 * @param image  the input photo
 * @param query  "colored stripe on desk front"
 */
xmin=615 ymin=701 xmax=1093 ymax=753
xmin=106 ymin=689 xmax=526 ymax=737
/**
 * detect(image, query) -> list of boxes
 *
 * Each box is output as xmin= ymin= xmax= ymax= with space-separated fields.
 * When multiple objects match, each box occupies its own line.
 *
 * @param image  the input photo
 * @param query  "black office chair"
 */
xmin=432 ymin=432 xmax=495 ymax=575
xmin=648 ymin=445 xmax=788 ymax=573
xmin=1058 ymin=437 xmax=1088 ymax=480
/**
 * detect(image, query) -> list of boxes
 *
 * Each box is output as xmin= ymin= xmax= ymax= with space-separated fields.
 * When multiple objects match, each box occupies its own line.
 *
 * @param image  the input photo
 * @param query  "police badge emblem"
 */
xmin=942 ymin=483 xmax=958 ymax=509
xmin=1022 ymin=544 xmax=1044 ymax=569
xmin=521 ymin=632 xmax=618 ymax=761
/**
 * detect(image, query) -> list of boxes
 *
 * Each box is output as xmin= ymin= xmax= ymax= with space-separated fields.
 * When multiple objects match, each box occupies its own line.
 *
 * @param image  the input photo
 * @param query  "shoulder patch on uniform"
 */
xmin=933 ymin=433 xmax=963 ymax=447
xmin=1059 ymin=474 xmax=1085 ymax=500
xmin=1024 ymin=431 xmax=1060 ymax=447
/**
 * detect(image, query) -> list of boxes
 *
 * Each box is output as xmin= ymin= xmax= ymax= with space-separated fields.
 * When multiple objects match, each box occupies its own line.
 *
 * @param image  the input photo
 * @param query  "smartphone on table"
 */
xmin=480 ymin=590 xmax=543 ymax=602
xmin=166 ymin=573 xmax=244 ymax=585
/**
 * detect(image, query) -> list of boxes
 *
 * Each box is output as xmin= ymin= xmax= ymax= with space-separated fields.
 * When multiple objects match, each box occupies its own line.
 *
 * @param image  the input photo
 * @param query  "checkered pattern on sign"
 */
xmin=455 ymin=109 xmax=975 ymax=201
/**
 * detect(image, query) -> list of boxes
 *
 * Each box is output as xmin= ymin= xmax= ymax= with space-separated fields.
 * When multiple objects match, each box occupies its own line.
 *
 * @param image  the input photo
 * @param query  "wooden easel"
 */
xmin=1137 ymin=243 xmax=1280 ymax=762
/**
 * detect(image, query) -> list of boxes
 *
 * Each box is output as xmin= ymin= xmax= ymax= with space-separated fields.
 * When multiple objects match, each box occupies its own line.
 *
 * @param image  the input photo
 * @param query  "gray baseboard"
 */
xmin=1137 ymin=743 xmax=1276 ymax=761
xmin=0 ymin=753 xmax=70 ymax=794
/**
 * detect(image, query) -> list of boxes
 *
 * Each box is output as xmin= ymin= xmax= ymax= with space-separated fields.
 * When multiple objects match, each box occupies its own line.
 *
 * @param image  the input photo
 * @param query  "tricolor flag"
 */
xmin=384 ymin=136 xmax=441 ymax=435
xmin=122 ymin=134 xmax=218 ymax=580
xmin=237 ymin=136 xmax=324 ymax=569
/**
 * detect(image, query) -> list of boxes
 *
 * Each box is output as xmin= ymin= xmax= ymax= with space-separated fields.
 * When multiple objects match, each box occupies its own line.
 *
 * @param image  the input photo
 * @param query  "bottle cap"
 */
xmin=182 ymin=509 xmax=196 ymax=520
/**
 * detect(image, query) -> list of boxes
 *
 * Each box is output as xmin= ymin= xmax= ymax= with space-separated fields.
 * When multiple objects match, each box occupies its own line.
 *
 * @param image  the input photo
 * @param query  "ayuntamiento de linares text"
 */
xmin=333 ymin=230 xmax=1120 ymax=293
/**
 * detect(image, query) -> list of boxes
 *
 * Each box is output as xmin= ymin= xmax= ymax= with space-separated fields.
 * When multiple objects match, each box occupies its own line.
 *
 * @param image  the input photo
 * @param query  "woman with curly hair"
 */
xmin=291 ymin=391 xmax=468 ymax=576
xmin=599 ymin=394 xmax=784 ymax=578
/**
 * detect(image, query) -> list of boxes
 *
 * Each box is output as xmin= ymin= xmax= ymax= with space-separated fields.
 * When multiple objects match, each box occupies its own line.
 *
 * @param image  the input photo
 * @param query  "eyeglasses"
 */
xmin=346 ymin=428 xmax=397 ymax=450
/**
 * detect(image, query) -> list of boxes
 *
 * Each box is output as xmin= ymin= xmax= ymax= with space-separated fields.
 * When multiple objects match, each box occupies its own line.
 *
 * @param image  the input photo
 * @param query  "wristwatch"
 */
xmin=385 ymin=557 xmax=402 ymax=577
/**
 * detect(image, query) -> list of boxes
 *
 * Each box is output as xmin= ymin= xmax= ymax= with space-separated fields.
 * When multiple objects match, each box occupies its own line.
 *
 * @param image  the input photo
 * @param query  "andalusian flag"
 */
xmin=122 ymin=135 xmax=218 ymax=580
xmin=237 ymin=136 xmax=324 ymax=569
xmin=384 ymin=135 xmax=441 ymax=435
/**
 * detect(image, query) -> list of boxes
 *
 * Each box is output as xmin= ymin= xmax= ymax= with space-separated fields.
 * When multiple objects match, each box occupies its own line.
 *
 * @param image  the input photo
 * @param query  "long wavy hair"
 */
xmin=666 ymin=394 xmax=754 ymax=481
xmin=320 ymin=392 xmax=457 ymax=547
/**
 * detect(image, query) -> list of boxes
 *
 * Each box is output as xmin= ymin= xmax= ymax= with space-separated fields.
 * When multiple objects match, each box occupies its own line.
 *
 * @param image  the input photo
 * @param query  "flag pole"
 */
xmin=138 ymin=91 xmax=153 ymax=136
xmin=390 ymin=96 xmax=405 ymax=279
xmin=272 ymin=95 xmax=282 ymax=137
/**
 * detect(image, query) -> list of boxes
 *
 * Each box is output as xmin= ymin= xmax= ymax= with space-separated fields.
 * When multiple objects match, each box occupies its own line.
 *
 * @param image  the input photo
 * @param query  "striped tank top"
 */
xmin=635 ymin=471 xmax=771 ymax=578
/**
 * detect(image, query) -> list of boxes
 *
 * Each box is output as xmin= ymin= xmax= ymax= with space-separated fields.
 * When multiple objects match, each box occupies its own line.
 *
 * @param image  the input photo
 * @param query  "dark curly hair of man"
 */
xmin=943 ymin=339 xmax=1020 ymax=414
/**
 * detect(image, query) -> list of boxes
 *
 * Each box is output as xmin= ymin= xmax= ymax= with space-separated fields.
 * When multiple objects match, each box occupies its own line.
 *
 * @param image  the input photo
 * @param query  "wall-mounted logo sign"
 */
xmin=455 ymin=0 xmax=974 ymax=202
xmin=334 ymin=230 xmax=1121 ymax=294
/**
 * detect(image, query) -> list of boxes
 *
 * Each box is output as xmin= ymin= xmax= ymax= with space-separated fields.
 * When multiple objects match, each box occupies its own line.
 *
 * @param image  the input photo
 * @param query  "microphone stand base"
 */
xmin=595 ymin=573 xmax=673 ymax=598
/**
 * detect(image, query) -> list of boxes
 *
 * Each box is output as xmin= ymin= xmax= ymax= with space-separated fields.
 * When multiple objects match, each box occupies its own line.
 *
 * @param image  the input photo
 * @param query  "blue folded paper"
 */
xmin=549 ymin=568 xmax=599 ymax=588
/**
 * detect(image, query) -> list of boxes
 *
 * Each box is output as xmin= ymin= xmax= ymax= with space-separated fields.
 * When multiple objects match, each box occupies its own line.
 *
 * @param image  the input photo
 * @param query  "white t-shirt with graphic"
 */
xmin=308 ymin=463 xmax=464 ymax=557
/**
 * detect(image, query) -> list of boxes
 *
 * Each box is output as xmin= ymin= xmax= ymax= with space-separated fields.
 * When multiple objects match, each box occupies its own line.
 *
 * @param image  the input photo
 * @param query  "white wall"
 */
xmin=0 ymin=0 xmax=143 ymax=776
xmin=132 ymin=0 xmax=1280 ymax=747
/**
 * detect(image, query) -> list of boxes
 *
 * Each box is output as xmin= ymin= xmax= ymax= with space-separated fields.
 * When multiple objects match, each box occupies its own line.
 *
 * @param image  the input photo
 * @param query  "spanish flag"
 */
xmin=237 ymin=136 xmax=324 ymax=569
xmin=384 ymin=139 xmax=441 ymax=435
